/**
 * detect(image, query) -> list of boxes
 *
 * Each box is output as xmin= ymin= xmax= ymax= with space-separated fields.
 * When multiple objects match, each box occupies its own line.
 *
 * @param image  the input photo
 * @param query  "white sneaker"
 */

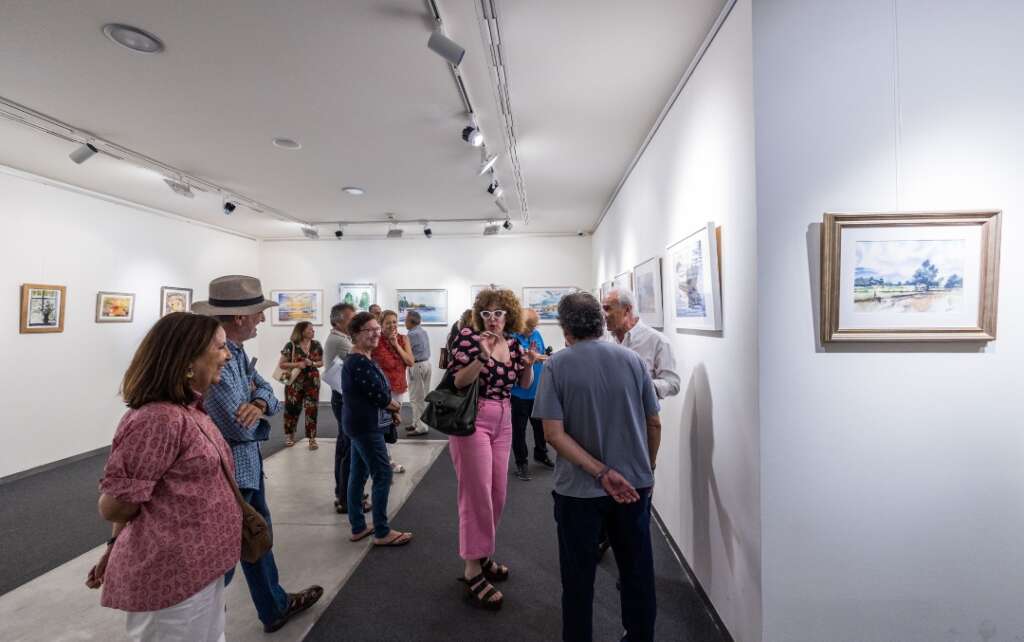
xmin=411 ymin=426 xmax=430 ymax=436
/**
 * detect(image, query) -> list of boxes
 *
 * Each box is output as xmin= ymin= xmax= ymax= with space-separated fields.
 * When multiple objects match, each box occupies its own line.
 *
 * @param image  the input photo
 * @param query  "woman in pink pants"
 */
xmin=450 ymin=289 xmax=539 ymax=610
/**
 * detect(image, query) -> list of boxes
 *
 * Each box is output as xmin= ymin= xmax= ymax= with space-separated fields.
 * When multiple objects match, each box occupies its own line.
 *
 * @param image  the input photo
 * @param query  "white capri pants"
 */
xmin=125 ymin=577 xmax=226 ymax=642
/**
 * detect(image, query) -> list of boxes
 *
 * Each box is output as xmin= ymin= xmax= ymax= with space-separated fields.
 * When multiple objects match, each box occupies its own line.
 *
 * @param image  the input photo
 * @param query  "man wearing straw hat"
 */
xmin=194 ymin=275 xmax=323 ymax=633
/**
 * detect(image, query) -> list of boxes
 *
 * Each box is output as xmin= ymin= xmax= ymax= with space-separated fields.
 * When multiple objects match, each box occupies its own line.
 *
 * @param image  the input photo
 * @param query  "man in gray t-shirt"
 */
xmin=532 ymin=292 xmax=661 ymax=642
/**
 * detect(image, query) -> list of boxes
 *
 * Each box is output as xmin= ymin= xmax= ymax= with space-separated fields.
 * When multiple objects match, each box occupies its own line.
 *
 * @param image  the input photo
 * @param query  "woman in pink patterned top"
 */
xmin=86 ymin=313 xmax=241 ymax=642
xmin=449 ymin=289 xmax=540 ymax=610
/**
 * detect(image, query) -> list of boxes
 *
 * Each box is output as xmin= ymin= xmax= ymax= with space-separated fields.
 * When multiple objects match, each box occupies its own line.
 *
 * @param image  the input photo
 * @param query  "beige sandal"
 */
xmin=285 ymin=435 xmax=296 ymax=447
xmin=308 ymin=438 xmax=319 ymax=450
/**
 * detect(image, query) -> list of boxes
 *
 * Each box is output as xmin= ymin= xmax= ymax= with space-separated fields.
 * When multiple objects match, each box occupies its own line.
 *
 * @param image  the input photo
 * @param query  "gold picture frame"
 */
xmin=821 ymin=211 xmax=1001 ymax=342
xmin=20 ymin=284 xmax=67 ymax=333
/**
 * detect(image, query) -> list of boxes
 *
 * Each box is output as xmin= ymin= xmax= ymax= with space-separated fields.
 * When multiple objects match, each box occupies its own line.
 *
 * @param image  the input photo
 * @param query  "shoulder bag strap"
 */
xmin=194 ymin=416 xmax=248 ymax=508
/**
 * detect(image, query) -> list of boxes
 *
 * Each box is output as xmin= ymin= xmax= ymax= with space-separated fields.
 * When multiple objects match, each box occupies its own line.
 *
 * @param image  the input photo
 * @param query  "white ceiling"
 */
xmin=0 ymin=0 xmax=726 ymax=239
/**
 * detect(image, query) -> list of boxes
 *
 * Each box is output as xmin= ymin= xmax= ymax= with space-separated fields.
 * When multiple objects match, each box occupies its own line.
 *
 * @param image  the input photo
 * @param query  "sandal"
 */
xmin=373 ymin=530 xmax=413 ymax=547
xmin=349 ymin=527 xmax=373 ymax=542
xmin=263 ymin=585 xmax=324 ymax=633
xmin=285 ymin=435 xmax=296 ymax=447
xmin=480 ymin=557 xmax=510 ymax=582
xmin=459 ymin=572 xmax=503 ymax=611
xmin=308 ymin=438 xmax=319 ymax=450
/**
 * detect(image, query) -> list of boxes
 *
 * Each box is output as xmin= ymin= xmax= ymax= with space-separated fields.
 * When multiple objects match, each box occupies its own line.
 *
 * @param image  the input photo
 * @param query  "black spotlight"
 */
xmin=502 ymin=219 xmax=513 ymax=231
xmin=335 ymin=230 xmax=343 ymax=239
xmin=424 ymin=226 xmax=433 ymax=238
xmin=223 ymin=201 xmax=237 ymax=215
xmin=487 ymin=181 xmax=504 ymax=198
xmin=462 ymin=126 xmax=483 ymax=147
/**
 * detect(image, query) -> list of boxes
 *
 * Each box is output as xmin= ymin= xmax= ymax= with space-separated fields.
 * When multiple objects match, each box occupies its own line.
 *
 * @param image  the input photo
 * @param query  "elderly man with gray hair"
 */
xmin=602 ymin=288 xmax=680 ymax=400
xmin=404 ymin=309 xmax=432 ymax=436
xmin=532 ymin=292 xmax=661 ymax=642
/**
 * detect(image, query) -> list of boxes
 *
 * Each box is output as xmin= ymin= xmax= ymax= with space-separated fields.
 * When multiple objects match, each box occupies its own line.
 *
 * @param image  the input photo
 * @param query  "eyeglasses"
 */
xmin=359 ymin=327 xmax=382 ymax=335
xmin=480 ymin=310 xmax=507 ymax=320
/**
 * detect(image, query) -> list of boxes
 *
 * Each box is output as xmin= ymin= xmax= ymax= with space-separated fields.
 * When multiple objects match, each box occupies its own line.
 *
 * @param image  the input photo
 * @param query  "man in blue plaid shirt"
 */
xmin=194 ymin=275 xmax=323 ymax=634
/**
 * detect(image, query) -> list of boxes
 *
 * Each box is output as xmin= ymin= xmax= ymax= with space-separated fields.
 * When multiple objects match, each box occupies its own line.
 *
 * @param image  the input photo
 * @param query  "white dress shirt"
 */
xmin=617 ymin=320 xmax=680 ymax=399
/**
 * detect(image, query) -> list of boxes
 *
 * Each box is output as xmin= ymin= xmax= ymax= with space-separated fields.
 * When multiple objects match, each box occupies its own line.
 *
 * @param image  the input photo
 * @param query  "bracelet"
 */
xmin=594 ymin=465 xmax=611 ymax=484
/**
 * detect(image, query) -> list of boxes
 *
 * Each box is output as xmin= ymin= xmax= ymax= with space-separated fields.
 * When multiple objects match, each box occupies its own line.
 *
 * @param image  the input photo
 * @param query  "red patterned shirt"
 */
xmin=450 ymin=327 xmax=527 ymax=400
xmin=372 ymin=334 xmax=410 ymax=394
xmin=99 ymin=401 xmax=241 ymax=612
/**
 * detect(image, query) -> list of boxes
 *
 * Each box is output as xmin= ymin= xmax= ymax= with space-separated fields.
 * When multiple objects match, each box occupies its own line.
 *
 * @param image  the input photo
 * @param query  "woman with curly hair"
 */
xmin=449 ymin=288 xmax=540 ymax=610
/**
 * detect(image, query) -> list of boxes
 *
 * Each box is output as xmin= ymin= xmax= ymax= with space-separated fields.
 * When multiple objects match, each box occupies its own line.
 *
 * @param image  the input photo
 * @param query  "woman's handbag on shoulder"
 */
xmin=421 ymin=369 xmax=478 ymax=437
xmin=272 ymin=344 xmax=302 ymax=385
xmin=438 ymin=347 xmax=451 ymax=370
xmin=197 ymin=425 xmax=272 ymax=564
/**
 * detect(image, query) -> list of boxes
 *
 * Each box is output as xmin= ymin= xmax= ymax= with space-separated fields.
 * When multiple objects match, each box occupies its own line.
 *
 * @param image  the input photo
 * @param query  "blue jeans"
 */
xmin=553 ymin=489 xmax=656 ymax=642
xmin=347 ymin=430 xmax=392 ymax=538
xmin=224 ymin=472 xmax=289 ymax=626
xmin=331 ymin=391 xmax=352 ymax=502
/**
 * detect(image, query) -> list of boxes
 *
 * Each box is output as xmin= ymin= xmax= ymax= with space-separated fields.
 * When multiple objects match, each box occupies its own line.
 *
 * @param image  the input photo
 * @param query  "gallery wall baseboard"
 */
xmin=0 ymin=445 xmax=110 ymax=486
xmin=652 ymin=507 xmax=735 ymax=642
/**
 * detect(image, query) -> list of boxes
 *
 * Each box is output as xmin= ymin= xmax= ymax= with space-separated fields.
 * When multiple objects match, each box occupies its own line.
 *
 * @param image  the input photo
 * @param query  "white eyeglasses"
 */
xmin=480 ymin=309 xmax=507 ymax=320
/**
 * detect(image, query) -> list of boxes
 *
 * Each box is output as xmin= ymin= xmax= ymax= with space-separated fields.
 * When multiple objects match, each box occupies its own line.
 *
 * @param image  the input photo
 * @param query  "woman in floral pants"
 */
xmin=279 ymin=321 xmax=323 ymax=449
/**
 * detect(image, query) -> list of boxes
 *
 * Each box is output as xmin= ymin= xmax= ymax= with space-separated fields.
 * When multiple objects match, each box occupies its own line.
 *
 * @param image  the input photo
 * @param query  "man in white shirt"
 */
xmin=602 ymin=288 xmax=680 ymax=399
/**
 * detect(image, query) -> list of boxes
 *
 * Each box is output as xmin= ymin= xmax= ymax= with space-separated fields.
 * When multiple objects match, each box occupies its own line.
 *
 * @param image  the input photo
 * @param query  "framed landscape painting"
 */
xmin=599 ymin=280 xmax=614 ymax=302
xmin=338 ymin=283 xmax=376 ymax=312
xmin=522 ymin=287 xmax=579 ymax=324
xmin=160 ymin=286 xmax=192 ymax=317
xmin=821 ymin=211 xmax=1001 ymax=342
xmin=667 ymin=222 xmax=722 ymax=331
xmin=633 ymin=257 xmax=664 ymax=328
xmin=20 ymin=284 xmax=66 ymax=333
xmin=397 ymin=289 xmax=448 ymax=325
xmin=96 ymin=292 xmax=135 ymax=323
xmin=270 ymin=290 xmax=324 ymax=326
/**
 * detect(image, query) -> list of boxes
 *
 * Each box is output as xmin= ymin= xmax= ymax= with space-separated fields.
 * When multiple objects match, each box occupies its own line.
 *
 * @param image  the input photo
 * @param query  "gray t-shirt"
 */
xmin=323 ymin=330 xmax=353 ymax=370
xmin=532 ymin=338 xmax=659 ymax=498
xmin=407 ymin=326 xmax=431 ymax=362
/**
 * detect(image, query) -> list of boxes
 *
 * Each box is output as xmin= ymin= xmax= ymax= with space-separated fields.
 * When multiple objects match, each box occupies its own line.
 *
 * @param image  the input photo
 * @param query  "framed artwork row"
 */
xmin=270 ymin=289 xmax=324 ymax=326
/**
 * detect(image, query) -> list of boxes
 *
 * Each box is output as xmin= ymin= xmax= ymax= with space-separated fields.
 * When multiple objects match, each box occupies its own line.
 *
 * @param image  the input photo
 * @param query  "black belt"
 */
xmin=414 ymin=359 xmax=429 ymax=363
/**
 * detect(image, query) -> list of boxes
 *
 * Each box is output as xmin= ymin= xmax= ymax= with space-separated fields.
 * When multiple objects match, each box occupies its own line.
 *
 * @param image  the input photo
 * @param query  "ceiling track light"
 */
xmin=427 ymin=30 xmax=466 ymax=67
xmin=163 ymin=178 xmax=194 ymax=199
xmin=387 ymin=227 xmax=404 ymax=239
xmin=223 ymin=199 xmax=237 ymax=215
xmin=69 ymin=142 xmax=98 ymax=164
xmin=487 ymin=180 xmax=503 ymax=199
xmin=423 ymin=222 xmax=433 ymax=238
xmin=503 ymin=219 xmax=513 ymax=231
xmin=461 ymin=126 xmax=483 ymax=147
xmin=334 ymin=224 xmax=344 ymax=239
xmin=483 ymin=222 xmax=500 ymax=236
xmin=478 ymin=152 xmax=499 ymax=176
xmin=301 ymin=225 xmax=320 ymax=240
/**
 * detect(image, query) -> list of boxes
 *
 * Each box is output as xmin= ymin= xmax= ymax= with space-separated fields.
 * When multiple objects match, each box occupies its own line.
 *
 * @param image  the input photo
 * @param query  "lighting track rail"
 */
xmin=0 ymin=95 xmax=311 ymax=227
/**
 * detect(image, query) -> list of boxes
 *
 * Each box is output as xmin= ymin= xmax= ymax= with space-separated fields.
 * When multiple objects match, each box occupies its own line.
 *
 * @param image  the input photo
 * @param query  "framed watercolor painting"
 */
xmin=397 ymin=289 xmax=448 ymax=325
xmin=599 ymin=280 xmax=614 ymax=302
xmin=20 ymin=284 xmax=66 ymax=333
xmin=633 ymin=257 xmax=664 ymax=328
xmin=338 ymin=283 xmax=376 ymax=312
xmin=160 ymin=286 xmax=192 ymax=317
xmin=270 ymin=289 xmax=324 ymax=326
xmin=821 ymin=211 xmax=1001 ymax=342
xmin=96 ymin=292 xmax=135 ymax=323
xmin=522 ymin=287 xmax=579 ymax=324
xmin=612 ymin=271 xmax=633 ymax=296
xmin=667 ymin=222 xmax=722 ymax=331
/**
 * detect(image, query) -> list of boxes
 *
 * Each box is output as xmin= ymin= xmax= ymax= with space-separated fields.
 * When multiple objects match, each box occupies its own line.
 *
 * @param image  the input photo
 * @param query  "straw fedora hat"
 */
xmin=192 ymin=275 xmax=278 ymax=316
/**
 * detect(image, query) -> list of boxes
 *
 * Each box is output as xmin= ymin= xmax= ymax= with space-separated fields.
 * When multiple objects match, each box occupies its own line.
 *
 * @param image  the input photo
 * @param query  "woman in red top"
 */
xmin=86 ymin=313 xmax=240 ymax=642
xmin=372 ymin=309 xmax=414 ymax=473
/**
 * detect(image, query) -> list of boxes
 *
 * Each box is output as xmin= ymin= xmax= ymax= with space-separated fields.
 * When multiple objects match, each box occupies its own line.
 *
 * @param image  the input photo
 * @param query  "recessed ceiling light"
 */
xmin=272 ymin=137 xmax=302 ymax=150
xmin=342 ymin=186 xmax=365 ymax=196
xmin=102 ymin=24 xmax=164 ymax=54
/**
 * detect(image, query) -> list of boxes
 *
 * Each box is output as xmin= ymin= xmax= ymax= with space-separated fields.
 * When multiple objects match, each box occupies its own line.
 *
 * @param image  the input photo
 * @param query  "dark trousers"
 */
xmin=348 ymin=430 xmax=393 ymax=538
xmin=511 ymin=396 xmax=548 ymax=465
xmin=331 ymin=391 xmax=352 ymax=502
xmin=224 ymin=472 xmax=289 ymax=626
xmin=553 ymin=489 xmax=656 ymax=642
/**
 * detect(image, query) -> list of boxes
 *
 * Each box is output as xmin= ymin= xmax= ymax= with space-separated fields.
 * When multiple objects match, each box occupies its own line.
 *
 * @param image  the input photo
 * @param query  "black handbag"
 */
xmin=384 ymin=421 xmax=398 ymax=444
xmin=421 ymin=369 xmax=478 ymax=437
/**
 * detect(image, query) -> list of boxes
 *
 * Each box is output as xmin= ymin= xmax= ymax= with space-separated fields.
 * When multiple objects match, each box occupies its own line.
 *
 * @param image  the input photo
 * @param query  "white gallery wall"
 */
xmin=257 ymin=235 xmax=592 ymax=400
xmin=0 ymin=168 xmax=259 ymax=479
xmin=754 ymin=1 xmax=1024 ymax=639
xmin=592 ymin=2 xmax=761 ymax=640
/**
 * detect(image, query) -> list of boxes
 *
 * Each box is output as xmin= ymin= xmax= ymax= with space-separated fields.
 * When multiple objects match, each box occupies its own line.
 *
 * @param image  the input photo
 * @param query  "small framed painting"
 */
xmin=821 ymin=211 xmax=1001 ymax=342
xmin=20 ymin=284 xmax=66 ymax=333
xmin=522 ymin=287 xmax=579 ymax=324
xmin=270 ymin=290 xmax=324 ymax=326
xmin=667 ymin=222 xmax=722 ymax=331
xmin=471 ymin=284 xmax=503 ymax=302
xmin=96 ymin=292 xmax=135 ymax=323
xmin=599 ymin=280 xmax=614 ymax=302
xmin=397 ymin=289 xmax=448 ymax=325
xmin=160 ymin=286 xmax=192 ymax=317
xmin=612 ymin=271 xmax=634 ymax=296
xmin=338 ymin=283 xmax=376 ymax=312
xmin=633 ymin=257 xmax=664 ymax=328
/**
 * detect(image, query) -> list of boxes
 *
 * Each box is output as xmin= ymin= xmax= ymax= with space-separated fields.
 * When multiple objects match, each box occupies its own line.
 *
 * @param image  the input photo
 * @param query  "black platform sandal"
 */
xmin=459 ymin=572 xmax=503 ymax=611
xmin=480 ymin=557 xmax=510 ymax=582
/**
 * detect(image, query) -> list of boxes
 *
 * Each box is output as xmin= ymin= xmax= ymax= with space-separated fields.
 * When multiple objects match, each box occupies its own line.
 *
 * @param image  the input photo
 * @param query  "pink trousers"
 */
xmin=449 ymin=397 xmax=513 ymax=560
